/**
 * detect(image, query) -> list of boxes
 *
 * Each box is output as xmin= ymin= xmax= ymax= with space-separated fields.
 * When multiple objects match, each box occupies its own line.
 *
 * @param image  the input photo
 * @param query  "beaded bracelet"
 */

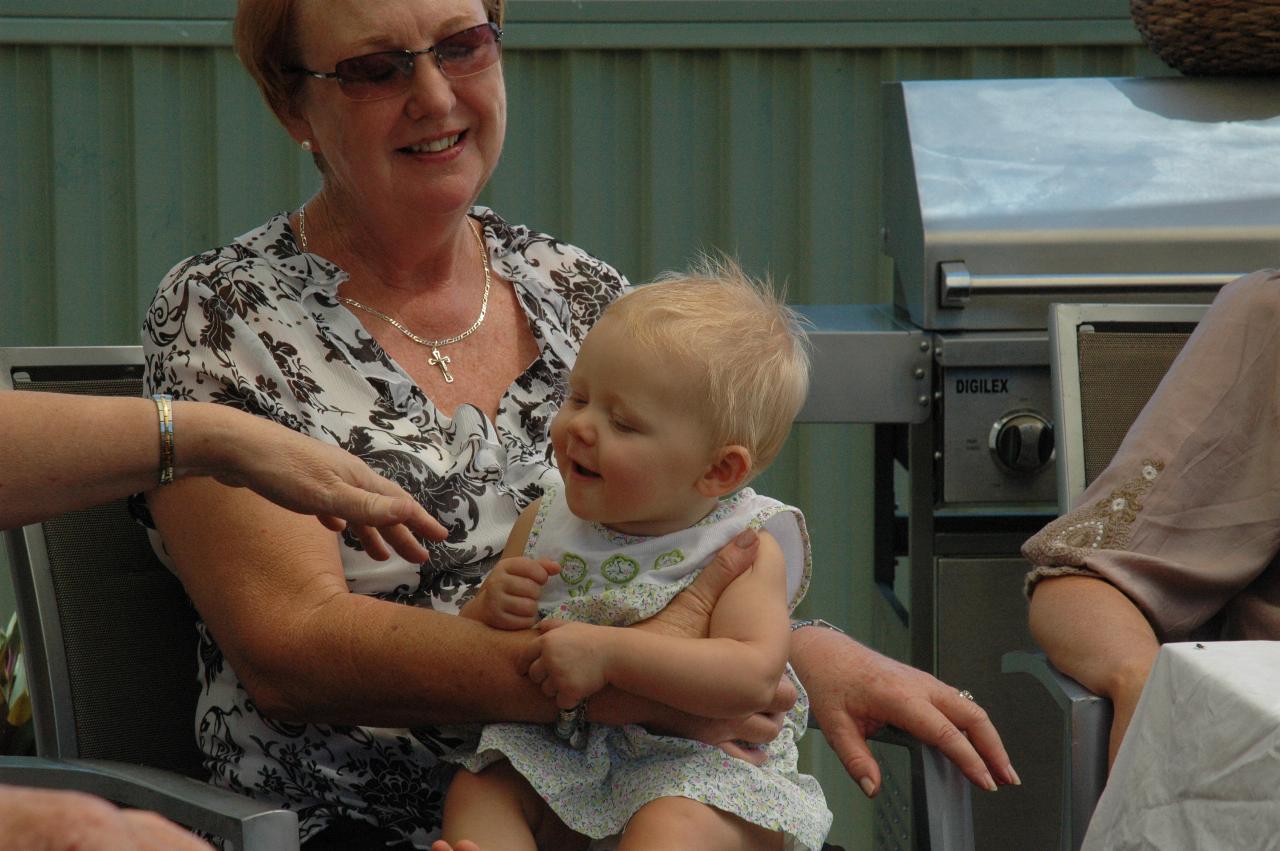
xmin=152 ymin=394 xmax=175 ymax=485
xmin=554 ymin=700 xmax=589 ymax=750
xmin=790 ymin=618 xmax=846 ymax=634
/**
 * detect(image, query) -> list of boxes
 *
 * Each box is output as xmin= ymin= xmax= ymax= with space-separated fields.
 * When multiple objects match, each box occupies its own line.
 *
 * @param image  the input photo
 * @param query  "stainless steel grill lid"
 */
xmin=883 ymin=76 xmax=1280 ymax=331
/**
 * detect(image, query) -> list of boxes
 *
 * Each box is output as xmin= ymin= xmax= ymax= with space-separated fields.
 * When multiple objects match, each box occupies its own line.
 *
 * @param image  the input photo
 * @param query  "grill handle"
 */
xmin=939 ymin=262 xmax=1236 ymax=307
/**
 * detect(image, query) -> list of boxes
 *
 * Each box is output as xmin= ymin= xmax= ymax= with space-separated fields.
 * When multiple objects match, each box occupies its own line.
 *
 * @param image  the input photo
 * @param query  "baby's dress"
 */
xmin=452 ymin=485 xmax=833 ymax=851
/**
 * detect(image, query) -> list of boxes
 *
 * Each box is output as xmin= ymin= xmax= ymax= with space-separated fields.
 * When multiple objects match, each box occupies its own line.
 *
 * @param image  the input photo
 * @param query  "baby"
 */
xmin=440 ymin=258 xmax=831 ymax=850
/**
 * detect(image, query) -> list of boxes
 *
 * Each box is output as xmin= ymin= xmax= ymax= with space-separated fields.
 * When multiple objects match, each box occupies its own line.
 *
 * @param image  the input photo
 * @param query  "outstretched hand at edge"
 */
xmin=0 ymin=785 xmax=213 ymax=851
xmin=203 ymin=404 xmax=448 ymax=562
xmin=791 ymin=626 xmax=1019 ymax=797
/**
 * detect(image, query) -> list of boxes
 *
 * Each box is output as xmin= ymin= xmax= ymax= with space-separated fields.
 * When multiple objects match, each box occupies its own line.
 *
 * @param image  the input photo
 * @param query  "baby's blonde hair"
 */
xmin=602 ymin=256 xmax=810 ymax=479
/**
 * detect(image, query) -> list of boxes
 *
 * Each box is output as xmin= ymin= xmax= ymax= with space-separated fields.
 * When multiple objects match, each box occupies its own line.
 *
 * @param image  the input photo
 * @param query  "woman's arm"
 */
xmin=0 ymin=391 xmax=169 ymax=525
xmin=0 ymin=391 xmax=445 ymax=561
xmin=524 ymin=532 xmax=791 ymax=718
xmin=150 ymin=476 xmax=557 ymax=726
xmin=146 ymin=477 xmax=777 ymax=731
xmin=1028 ymin=574 xmax=1160 ymax=763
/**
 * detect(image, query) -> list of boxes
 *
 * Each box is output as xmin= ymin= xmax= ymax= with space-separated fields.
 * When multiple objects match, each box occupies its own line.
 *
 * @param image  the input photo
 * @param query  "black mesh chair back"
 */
xmin=1049 ymin=304 xmax=1208 ymax=511
xmin=2 ymin=347 xmax=205 ymax=780
xmin=1077 ymin=330 xmax=1192 ymax=489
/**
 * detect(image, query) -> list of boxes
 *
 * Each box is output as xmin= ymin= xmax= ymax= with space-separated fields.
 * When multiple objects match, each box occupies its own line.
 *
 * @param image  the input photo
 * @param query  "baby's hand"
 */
xmin=718 ymin=740 xmax=769 ymax=765
xmin=521 ymin=619 xmax=610 ymax=708
xmin=460 ymin=557 xmax=560 ymax=629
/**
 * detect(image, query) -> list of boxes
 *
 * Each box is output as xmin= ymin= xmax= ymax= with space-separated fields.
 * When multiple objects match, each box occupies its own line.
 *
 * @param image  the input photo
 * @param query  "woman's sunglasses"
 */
xmin=287 ymin=22 xmax=502 ymax=102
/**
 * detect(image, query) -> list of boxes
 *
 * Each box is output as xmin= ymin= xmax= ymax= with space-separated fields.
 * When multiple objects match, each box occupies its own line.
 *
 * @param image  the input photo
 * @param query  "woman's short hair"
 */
xmin=233 ymin=0 xmax=505 ymax=120
xmin=603 ymin=256 xmax=811 ymax=479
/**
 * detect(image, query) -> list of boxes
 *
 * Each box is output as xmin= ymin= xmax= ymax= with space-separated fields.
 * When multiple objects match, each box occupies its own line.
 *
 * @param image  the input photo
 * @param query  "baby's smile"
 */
xmin=572 ymin=461 xmax=601 ymax=479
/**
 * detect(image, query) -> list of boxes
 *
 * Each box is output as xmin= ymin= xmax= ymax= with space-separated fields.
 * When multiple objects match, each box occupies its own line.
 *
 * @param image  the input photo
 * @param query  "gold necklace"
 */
xmin=297 ymin=204 xmax=491 ymax=384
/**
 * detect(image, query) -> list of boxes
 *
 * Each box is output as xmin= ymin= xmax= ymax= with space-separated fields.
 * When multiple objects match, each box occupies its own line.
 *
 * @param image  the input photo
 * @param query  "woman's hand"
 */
xmin=461 ymin=557 xmax=561 ymax=629
xmin=0 ymin=785 xmax=212 ymax=851
xmin=191 ymin=403 xmax=448 ymax=563
xmin=624 ymin=528 xmax=795 ymax=755
xmin=635 ymin=528 xmax=761 ymax=639
xmin=791 ymin=626 xmax=1018 ymax=798
xmin=649 ymin=675 xmax=797 ymax=767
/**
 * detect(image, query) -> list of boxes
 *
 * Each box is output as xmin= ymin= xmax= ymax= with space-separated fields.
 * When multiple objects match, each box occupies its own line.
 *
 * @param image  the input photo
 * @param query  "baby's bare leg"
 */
xmin=617 ymin=796 xmax=784 ymax=851
xmin=441 ymin=761 xmax=538 ymax=851
xmin=440 ymin=761 xmax=587 ymax=851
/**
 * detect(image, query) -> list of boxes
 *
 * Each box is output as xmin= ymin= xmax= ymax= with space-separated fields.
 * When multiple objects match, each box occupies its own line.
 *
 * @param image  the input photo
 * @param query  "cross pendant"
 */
xmin=428 ymin=347 xmax=454 ymax=383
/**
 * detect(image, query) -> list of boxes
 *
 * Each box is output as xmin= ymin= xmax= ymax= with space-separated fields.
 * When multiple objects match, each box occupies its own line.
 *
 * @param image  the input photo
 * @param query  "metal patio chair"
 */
xmin=1002 ymin=303 xmax=1206 ymax=850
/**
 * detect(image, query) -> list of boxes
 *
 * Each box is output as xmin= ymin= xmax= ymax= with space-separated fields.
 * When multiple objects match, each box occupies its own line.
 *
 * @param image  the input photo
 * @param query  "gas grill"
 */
xmin=800 ymin=75 xmax=1280 ymax=849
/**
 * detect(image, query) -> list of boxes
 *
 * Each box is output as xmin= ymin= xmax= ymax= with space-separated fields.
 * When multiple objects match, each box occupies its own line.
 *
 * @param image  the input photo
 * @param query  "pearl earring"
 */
xmin=300 ymin=140 xmax=313 ymax=152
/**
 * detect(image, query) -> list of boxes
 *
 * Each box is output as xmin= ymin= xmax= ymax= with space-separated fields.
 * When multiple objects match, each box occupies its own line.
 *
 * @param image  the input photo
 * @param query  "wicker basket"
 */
xmin=1131 ymin=0 xmax=1280 ymax=75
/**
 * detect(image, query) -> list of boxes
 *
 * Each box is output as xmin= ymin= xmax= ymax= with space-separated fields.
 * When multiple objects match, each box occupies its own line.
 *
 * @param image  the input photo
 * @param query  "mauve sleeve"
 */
xmin=1022 ymin=269 xmax=1280 ymax=641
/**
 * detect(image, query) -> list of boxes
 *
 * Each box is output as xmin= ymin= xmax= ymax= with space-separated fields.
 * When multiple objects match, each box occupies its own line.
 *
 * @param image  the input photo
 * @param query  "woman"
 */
xmin=143 ymin=0 xmax=1016 ymax=846
xmin=1024 ymin=270 xmax=1280 ymax=763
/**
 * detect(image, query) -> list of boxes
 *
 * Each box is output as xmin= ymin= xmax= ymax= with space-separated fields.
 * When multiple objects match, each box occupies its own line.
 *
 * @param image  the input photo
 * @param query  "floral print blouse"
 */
xmin=142 ymin=206 xmax=627 ymax=846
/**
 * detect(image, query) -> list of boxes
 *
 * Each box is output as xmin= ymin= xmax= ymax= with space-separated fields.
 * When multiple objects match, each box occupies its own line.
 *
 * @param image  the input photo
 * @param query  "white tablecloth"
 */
xmin=1084 ymin=641 xmax=1280 ymax=851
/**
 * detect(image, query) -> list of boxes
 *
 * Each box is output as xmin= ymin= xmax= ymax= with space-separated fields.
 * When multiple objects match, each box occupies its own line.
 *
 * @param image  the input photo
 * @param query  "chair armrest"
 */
xmin=1001 ymin=650 xmax=1106 ymax=712
xmin=1001 ymin=650 xmax=1111 ymax=850
xmin=808 ymin=711 xmax=975 ymax=851
xmin=870 ymin=726 xmax=975 ymax=851
xmin=1000 ymin=649 xmax=1113 ymax=763
xmin=0 ymin=756 xmax=299 ymax=851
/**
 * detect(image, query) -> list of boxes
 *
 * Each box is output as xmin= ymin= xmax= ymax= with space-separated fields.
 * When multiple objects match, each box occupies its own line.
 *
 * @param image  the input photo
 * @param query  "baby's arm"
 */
xmin=523 ymin=531 xmax=791 ymax=717
xmin=460 ymin=500 xmax=560 ymax=630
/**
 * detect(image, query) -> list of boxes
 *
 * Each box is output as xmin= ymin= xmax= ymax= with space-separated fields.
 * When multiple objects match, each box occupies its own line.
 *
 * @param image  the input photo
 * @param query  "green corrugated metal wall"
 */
xmin=0 ymin=2 xmax=1173 ymax=848
xmin=0 ymin=1 xmax=1172 ymax=345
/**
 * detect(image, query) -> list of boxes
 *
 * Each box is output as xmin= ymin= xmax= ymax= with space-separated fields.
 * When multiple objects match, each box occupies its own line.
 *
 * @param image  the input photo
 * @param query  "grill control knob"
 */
xmin=989 ymin=411 xmax=1054 ymax=474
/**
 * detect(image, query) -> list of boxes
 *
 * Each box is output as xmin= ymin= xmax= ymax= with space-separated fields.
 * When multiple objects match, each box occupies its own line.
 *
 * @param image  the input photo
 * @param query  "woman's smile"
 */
xmin=400 ymin=131 xmax=464 ymax=154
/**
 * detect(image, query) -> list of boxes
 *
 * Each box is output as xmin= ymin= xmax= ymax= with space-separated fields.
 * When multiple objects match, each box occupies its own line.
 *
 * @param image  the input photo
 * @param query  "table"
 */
xmin=1083 ymin=641 xmax=1280 ymax=850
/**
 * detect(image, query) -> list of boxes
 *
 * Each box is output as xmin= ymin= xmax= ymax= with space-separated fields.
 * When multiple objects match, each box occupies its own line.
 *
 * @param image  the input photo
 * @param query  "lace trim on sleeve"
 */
xmin=1023 ymin=564 xmax=1099 ymax=598
xmin=1023 ymin=459 xmax=1164 ymax=568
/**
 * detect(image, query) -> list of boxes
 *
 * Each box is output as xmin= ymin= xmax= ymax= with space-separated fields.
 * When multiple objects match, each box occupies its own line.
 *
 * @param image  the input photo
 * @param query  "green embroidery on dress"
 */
xmin=652 ymin=549 xmax=685 ymax=570
xmin=559 ymin=553 xmax=589 ymax=585
xmin=568 ymin=579 xmax=595 ymax=598
xmin=601 ymin=555 xmax=640 ymax=584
